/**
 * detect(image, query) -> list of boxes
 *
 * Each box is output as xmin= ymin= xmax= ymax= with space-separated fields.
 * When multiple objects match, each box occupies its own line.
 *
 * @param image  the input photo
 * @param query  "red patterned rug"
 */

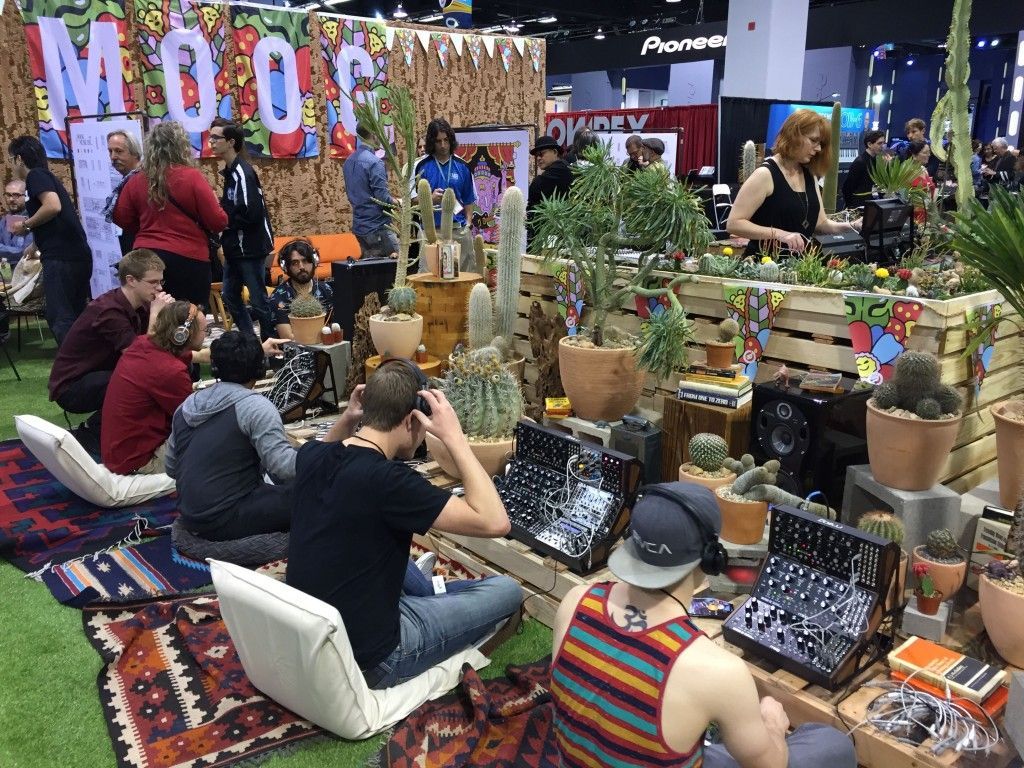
xmin=380 ymin=658 xmax=559 ymax=768
xmin=83 ymin=594 xmax=323 ymax=768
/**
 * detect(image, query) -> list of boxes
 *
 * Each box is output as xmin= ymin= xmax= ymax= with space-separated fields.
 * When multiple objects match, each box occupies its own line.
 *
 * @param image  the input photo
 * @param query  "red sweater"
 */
xmin=112 ymin=165 xmax=227 ymax=262
xmin=101 ymin=335 xmax=194 ymax=474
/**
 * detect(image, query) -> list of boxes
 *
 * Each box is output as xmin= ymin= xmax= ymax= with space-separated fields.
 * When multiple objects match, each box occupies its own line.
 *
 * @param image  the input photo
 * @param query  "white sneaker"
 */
xmin=415 ymin=552 xmax=437 ymax=579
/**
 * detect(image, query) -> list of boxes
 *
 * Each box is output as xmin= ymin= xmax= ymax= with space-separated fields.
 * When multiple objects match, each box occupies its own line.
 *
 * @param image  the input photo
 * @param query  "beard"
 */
xmin=290 ymin=270 xmax=313 ymax=285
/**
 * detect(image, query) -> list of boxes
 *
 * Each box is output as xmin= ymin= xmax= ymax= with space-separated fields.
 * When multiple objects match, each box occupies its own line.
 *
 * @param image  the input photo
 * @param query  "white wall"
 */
xmin=668 ymin=59 xmax=715 ymax=105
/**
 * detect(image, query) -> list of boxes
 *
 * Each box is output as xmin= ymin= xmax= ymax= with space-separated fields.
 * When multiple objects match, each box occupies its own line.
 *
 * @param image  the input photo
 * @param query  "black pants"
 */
xmin=55 ymin=370 xmax=111 ymax=415
xmin=152 ymin=249 xmax=212 ymax=309
xmin=186 ymin=482 xmax=294 ymax=541
xmin=42 ymin=258 xmax=91 ymax=347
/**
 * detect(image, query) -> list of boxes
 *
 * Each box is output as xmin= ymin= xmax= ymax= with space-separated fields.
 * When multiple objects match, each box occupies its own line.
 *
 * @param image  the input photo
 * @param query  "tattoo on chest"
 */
xmin=616 ymin=604 xmax=648 ymax=631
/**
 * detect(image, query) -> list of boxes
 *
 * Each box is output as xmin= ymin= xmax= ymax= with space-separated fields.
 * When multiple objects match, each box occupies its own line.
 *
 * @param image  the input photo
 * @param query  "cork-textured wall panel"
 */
xmin=0 ymin=7 xmax=545 ymax=238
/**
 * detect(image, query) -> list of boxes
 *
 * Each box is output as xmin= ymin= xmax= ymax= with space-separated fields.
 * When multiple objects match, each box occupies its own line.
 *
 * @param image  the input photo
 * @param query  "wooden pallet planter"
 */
xmin=514 ymin=256 xmax=1024 ymax=493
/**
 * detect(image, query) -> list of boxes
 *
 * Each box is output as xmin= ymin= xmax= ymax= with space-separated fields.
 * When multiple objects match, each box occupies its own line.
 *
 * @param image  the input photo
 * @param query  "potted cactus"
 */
xmin=704 ymin=318 xmax=739 ymax=369
xmin=418 ymin=181 xmax=461 ymax=278
xmin=426 ymin=346 xmax=525 ymax=479
xmin=286 ymin=293 xmax=327 ymax=345
xmin=911 ymin=528 xmax=966 ymax=603
xmin=865 ymin=351 xmax=963 ymax=491
xmin=678 ymin=433 xmax=736 ymax=491
xmin=912 ymin=562 xmax=943 ymax=615
xmin=979 ymin=496 xmax=1024 ymax=666
xmin=352 ymin=86 xmax=423 ymax=359
xmin=857 ymin=511 xmax=908 ymax=611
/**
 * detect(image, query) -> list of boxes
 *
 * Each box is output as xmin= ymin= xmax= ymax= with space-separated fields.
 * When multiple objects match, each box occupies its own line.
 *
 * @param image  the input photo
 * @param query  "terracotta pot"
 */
xmin=368 ymin=314 xmax=423 ymax=360
xmin=914 ymin=590 xmax=943 ymax=615
xmin=991 ymin=401 xmax=1024 ymax=509
xmin=865 ymin=401 xmax=962 ymax=491
xmin=704 ymin=341 xmax=735 ymax=369
xmin=678 ymin=466 xmax=736 ymax=492
xmin=288 ymin=313 xmax=326 ymax=345
xmin=714 ymin=486 xmax=769 ymax=545
xmin=911 ymin=546 xmax=967 ymax=602
xmin=425 ymin=432 xmax=513 ymax=480
xmin=558 ymin=337 xmax=644 ymax=422
xmin=979 ymin=574 xmax=1024 ymax=666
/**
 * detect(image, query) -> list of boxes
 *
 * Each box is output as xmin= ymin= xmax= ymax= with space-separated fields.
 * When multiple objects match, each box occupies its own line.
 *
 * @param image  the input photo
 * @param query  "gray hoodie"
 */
xmin=166 ymin=382 xmax=296 ymax=528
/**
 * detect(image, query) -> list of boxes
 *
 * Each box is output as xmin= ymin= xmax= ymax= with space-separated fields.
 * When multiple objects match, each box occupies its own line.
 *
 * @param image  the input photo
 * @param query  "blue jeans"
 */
xmin=363 ymin=574 xmax=523 ymax=689
xmin=222 ymin=257 xmax=273 ymax=339
xmin=703 ymin=723 xmax=856 ymax=768
xmin=42 ymin=258 xmax=91 ymax=347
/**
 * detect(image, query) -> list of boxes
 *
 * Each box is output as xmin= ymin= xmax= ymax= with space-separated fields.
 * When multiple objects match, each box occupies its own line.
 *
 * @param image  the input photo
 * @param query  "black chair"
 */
xmin=0 ymin=291 xmax=21 ymax=381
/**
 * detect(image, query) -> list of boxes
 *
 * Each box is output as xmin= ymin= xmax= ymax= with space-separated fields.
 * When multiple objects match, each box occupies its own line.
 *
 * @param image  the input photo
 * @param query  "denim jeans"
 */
xmin=223 ymin=257 xmax=274 ymax=339
xmin=363 ymin=574 xmax=523 ymax=689
xmin=703 ymin=723 xmax=857 ymax=768
xmin=42 ymin=258 xmax=91 ymax=347
xmin=356 ymin=227 xmax=400 ymax=259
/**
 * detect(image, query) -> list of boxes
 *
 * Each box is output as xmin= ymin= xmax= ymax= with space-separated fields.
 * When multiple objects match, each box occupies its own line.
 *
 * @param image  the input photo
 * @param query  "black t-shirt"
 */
xmin=25 ymin=167 xmax=91 ymax=262
xmin=286 ymin=441 xmax=453 ymax=669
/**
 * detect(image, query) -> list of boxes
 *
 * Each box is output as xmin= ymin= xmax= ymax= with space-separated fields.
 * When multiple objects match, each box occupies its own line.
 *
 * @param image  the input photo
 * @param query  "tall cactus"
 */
xmin=467 ymin=282 xmax=493 ymax=350
xmin=473 ymin=234 xmax=487 ymax=275
xmin=740 ymin=140 xmax=756 ymax=183
xmin=439 ymin=188 xmax=456 ymax=243
xmin=823 ymin=101 xmax=841 ymax=214
xmin=935 ymin=0 xmax=975 ymax=214
xmin=494 ymin=186 xmax=525 ymax=341
xmin=418 ymin=178 xmax=437 ymax=245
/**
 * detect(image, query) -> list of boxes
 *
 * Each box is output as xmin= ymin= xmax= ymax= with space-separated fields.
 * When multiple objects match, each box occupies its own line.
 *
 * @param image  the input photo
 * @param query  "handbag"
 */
xmin=166 ymin=192 xmax=222 ymax=260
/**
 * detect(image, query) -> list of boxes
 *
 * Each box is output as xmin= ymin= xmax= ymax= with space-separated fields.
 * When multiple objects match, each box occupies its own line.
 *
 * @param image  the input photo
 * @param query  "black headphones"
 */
xmin=380 ymin=357 xmax=431 ymax=416
xmin=277 ymin=238 xmax=320 ymax=272
xmin=635 ymin=484 xmax=728 ymax=576
xmin=172 ymin=304 xmax=198 ymax=346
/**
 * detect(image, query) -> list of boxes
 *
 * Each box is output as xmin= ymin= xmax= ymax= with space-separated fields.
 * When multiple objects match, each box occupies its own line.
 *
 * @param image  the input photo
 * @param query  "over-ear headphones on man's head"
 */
xmin=278 ymin=238 xmax=320 ymax=272
xmin=380 ymin=357 xmax=431 ymax=416
xmin=172 ymin=303 xmax=198 ymax=346
xmin=635 ymin=484 xmax=728 ymax=576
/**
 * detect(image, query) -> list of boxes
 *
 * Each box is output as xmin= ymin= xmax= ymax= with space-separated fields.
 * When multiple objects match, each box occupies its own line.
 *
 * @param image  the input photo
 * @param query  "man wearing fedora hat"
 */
xmin=550 ymin=481 xmax=856 ymax=768
xmin=527 ymin=135 xmax=572 ymax=244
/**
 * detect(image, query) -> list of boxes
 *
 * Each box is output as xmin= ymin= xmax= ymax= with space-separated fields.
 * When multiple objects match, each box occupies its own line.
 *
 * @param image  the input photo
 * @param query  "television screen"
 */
xmin=765 ymin=103 xmax=873 ymax=166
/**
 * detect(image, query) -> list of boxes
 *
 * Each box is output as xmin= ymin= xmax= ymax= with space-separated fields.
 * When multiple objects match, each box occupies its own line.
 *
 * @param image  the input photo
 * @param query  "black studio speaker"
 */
xmin=750 ymin=379 xmax=871 ymax=509
xmin=610 ymin=417 xmax=662 ymax=486
xmin=331 ymin=259 xmax=397 ymax=342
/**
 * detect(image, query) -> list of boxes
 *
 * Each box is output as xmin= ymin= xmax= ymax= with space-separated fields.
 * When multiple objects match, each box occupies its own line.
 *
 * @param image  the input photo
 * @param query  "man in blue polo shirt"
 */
xmin=342 ymin=123 xmax=399 ymax=259
xmin=413 ymin=118 xmax=476 ymax=271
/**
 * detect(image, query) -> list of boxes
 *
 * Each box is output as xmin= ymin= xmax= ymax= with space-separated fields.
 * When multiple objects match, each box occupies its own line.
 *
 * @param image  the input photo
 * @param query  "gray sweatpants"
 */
xmin=703 ymin=723 xmax=857 ymax=768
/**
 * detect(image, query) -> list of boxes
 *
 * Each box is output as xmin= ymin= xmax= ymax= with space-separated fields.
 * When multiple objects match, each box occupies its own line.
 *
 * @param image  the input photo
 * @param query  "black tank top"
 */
xmin=746 ymin=158 xmax=820 ymax=256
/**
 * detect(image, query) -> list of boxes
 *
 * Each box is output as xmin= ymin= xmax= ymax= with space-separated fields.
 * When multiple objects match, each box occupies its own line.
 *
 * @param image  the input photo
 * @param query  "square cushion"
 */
xmin=210 ymin=559 xmax=489 ymax=740
xmin=15 ymin=414 xmax=175 ymax=508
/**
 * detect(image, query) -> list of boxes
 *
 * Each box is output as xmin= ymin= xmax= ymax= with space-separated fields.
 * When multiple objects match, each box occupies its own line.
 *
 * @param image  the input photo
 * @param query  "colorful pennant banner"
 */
xmin=395 ymin=27 xmax=415 ymax=67
xmin=495 ymin=37 xmax=514 ymax=72
xmin=466 ymin=34 xmax=483 ymax=70
xmin=431 ymin=31 xmax=451 ymax=68
xmin=526 ymin=37 xmax=542 ymax=72
xmin=723 ymin=284 xmax=788 ymax=380
xmin=842 ymin=294 xmax=923 ymax=385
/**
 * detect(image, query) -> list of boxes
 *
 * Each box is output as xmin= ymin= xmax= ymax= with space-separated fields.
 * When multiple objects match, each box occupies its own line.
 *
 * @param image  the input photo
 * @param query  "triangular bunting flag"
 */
xmin=430 ymin=31 xmax=451 ymax=68
xmin=450 ymin=32 xmax=463 ymax=56
xmin=385 ymin=26 xmax=396 ymax=50
xmin=482 ymin=34 xmax=495 ymax=58
xmin=526 ymin=37 xmax=542 ymax=72
xmin=396 ymin=28 xmax=415 ymax=67
xmin=495 ymin=37 xmax=514 ymax=72
xmin=415 ymin=29 xmax=431 ymax=53
xmin=466 ymin=35 xmax=484 ymax=69
xmin=511 ymin=36 xmax=525 ymax=57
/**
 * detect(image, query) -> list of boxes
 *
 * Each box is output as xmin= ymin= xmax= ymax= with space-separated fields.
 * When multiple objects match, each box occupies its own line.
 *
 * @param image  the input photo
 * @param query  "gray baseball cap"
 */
xmin=608 ymin=481 xmax=722 ymax=589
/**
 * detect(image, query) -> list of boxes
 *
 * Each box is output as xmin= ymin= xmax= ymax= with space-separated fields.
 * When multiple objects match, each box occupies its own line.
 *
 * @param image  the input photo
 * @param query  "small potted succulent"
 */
xmin=979 ymin=495 xmax=1024 ymax=666
xmin=911 ymin=528 xmax=966 ymax=602
xmin=678 ymin=433 xmax=736 ymax=491
xmin=287 ymin=293 xmax=327 ymax=345
xmin=857 ymin=511 xmax=907 ymax=611
xmin=866 ymin=351 xmax=962 ymax=491
xmin=704 ymin=318 xmax=738 ymax=370
xmin=912 ymin=562 xmax=942 ymax=615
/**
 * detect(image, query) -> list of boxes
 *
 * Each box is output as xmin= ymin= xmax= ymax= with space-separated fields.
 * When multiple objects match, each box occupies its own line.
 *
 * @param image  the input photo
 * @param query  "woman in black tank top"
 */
xmin=725 ymin=110 xmax=861 ymax=258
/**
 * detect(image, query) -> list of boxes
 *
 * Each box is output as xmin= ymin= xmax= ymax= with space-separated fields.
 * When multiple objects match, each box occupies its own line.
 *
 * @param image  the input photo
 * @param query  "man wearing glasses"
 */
xmin=269 ymin=238 xmax=333 ymax=340
xmin=842 ymin=130 xmax=887 ymax=211
xmin=0 ymin=180 xmax=32 ymax=266
xmin=47 ymin=249 xmax=173 ymax=454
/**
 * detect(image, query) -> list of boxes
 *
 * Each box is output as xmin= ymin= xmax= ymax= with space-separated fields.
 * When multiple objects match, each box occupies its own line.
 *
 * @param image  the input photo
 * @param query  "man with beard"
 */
xmin=269 ymin=238 xmax=333 ymax=340
xmin=102 ymin=130 xmax=143 ymax=255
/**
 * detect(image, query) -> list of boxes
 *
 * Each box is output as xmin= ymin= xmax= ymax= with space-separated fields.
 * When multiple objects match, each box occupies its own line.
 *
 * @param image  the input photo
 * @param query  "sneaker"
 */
xmin=415 ymin=552 xmax=437 ymax=579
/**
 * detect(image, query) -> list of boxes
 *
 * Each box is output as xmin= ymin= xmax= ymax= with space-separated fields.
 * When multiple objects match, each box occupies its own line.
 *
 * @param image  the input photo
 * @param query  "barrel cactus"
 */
xmin=923 ymin=528 xmax=963 ymax=563
xmin=871 ymin=351 xmax=962 ymax=420
xmin=759 ymin=260 xmax=781 ymax=283
xmin=857 ymin=511 xmax=905 ymax=548
xmin=287 ymin=293 xmax=326 ymax=318
xmin=387 ymin=285 xmax=418 ymax=315
xmin=699 ymin=253 xmax=717 ymax=275
xmin=689 ymin=433 xmax=728 ymax=473
xmin=718 ymin=318 xmax=740 ymax=344
xmin=440 ymin=346 xmax=524 ymax=440
xmin=467 ymin=283 xmax=493 ymax=351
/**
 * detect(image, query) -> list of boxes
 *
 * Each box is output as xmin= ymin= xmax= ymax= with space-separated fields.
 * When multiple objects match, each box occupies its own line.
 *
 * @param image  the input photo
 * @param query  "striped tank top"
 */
xmin=551 ymin=582 xmax=706 ymax=768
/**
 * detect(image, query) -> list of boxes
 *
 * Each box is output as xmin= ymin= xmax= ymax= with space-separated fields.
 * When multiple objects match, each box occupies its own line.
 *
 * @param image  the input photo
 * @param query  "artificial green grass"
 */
xmin=1 ymin=316 xmax=64 ymax=441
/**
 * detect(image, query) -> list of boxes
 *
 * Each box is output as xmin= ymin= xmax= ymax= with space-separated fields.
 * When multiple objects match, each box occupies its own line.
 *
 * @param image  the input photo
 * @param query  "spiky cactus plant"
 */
xmin=823 ymin=102 xmax=842 ymax=214
xmin=930 ymin=0 xmax=975 ymax=213
xmin=872 ymin=351 xmax=962 ymax=419
xmin=740 ymin=140 xmax=756 ymax=183
xmin=418 ymin=178 xmax=437 ymax=245
xmin=718 ymin=318 xmax=739 ymax=343
xmin=689 ymin=433 xmax=728 ymax=473
xmin=721 ymin=454 xmax=834 ymax=517
xmin=1008 ymin=495 xmax=1024 ymax=564
xmin=440 ymin=346 xmax=524 ymax=440
xmin=857 ymin=511 xmax=906 ymax=548
xmin=759 ymin=261 xmax=781 ymax=282
xmin=923 ymin=528 xmax=964 ymax=563
xmin=467 ymin=283 xmax=493 ymax=351
xmin=493 ymin=187 xmax=525 ymax=344
xmin=473 ymin=233 xmax=487 ymax=275
xmin=439 ymin=188 xmax=456 ymax=243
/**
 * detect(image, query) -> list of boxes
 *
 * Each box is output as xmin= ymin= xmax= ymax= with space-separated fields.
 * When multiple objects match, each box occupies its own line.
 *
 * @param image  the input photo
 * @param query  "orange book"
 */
xmin=887 ymin=636 xmax=1007 ymax=704
xmin=890 ymin=670 xmax=1009 ymax=719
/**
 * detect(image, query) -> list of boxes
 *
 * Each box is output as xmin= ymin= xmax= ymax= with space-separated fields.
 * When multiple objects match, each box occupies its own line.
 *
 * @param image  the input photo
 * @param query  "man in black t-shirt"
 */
xmin=287 ymin=360 xmax=522 ymax=689
xmin=8 ymin=135 xmax=93 ymax=346
xmin=842 ymin=130 xmax=886 ymax=211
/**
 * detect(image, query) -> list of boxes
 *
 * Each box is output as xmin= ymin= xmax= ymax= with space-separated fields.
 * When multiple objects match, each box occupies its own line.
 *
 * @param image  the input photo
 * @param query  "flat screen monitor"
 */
xmin=861 ymin=198 xmax=913 ymax=236
xmin=765 ymin=103 xmax=873 ymax=166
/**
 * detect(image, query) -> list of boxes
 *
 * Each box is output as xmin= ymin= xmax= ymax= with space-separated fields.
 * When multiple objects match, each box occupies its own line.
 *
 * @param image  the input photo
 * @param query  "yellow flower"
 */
xmin=875 ymin=267 xmax=890 ymax=279
xmin=761 ymin=256 xmax=773 ymax=264
xmin=722 ymin=246 xmax=734 ymax=256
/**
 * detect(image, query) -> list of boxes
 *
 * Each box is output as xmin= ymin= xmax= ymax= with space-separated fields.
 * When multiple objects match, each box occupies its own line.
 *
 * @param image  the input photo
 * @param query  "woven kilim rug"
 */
xmin=380 ymin=658 xmax=558 ymax=768
xmin=84 ymin=594 xmax=324 ymax=768
xmin=0 ymin=439 xmax=178 ymax=572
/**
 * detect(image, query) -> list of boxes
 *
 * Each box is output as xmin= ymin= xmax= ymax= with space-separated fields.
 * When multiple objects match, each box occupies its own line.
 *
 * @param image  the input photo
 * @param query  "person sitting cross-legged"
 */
xmin=286 ymin=359 xmax=524 ymax=690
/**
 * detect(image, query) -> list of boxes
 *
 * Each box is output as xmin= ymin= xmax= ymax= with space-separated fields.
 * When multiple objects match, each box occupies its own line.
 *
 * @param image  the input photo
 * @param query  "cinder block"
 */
xmin=1007 ymin=671 xmax=1024 ymax=760
xmin=900 ymin=601 xmax=950 ymax=642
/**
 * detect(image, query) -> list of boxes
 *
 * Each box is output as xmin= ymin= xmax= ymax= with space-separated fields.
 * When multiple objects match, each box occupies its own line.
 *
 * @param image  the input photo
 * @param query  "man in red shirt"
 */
xmin=47 ymin=249 xmax=172 ymax=453
xmin=101 ymin=301 xmax=206 ymax=474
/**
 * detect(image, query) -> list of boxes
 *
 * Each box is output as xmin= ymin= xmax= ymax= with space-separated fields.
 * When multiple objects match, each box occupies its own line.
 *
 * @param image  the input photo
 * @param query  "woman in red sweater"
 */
xmin=113 ymin=121 xmax=227 ymax=308
xmin=907 ymin=140 xmax=936 ymax=225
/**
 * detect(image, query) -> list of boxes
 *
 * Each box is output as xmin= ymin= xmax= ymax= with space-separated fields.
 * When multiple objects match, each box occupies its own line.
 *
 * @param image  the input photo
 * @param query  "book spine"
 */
xmin=685 ymin=375 xmax=749 ymax=389
xmin=677 ymin=388 xmax=742 ymax=409
xmin=680 ymin=379 xmax=752 ymax=396
xmin=685 ymin=365 xmax=739 ymax=380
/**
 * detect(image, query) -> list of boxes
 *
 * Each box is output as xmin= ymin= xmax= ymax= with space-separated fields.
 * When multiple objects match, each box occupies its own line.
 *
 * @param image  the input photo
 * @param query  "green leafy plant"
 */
xmin=287 ymin=293 xmax=325 ymax=318
xmin=439 ymin=346 xmax=523 ymax=440
xmin=857 ymin=511 xmax=906 ymax=548
xmin=869 ymin=155 xmax=925 ymax=197
xmin=633 ymin=285 xmax=696 ymax=381
xmin=786 ymin=246 xmax=830 ymax=287
xmin=923 ymin=528 xmax=964 ymax=564
xmin=872 ymin=351 xmax=962 ymax=419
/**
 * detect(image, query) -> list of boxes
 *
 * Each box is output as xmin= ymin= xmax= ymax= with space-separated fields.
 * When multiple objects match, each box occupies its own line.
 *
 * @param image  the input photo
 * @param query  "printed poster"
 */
xmin=453 ymin=128 xmax=530 ymax=243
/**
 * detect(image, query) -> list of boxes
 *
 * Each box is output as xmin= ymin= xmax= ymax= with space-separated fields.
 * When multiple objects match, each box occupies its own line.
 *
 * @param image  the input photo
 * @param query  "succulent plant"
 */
xmin=740 ymin=140 xmax=757 ymax=183
xmin=717 ymin=318 xmax=740 ymax=344
xmin=418 ymin=178 xmax=437 ymax=245
xmin=387 ymin=285 xmax=418 ymax=316
xmin=922 ymin=528 xmax=964 ymax=563
xmin=439 ymin=346 xmax=524 ymax=440
xmin=722 ymin=454 xmax=833 ymax=517
xmin=467 ymin=283 xmax=493 ymax=351
xmin=689 ymin=433 xmax=728 ymax=473
xmin=473 ymin=233 xmax=487 ymax=274
xmin=759 ymin=260 xmax=781 ymax=283
xmin=857 ymin=511 xmax=905 ymax=548
xmin=287 ymin=293 xmax=326 ymax=318
xmin=871 ymin=351 xmax=962 ymax=419
xmin=439 ymin=188 xmax=456 ymax=243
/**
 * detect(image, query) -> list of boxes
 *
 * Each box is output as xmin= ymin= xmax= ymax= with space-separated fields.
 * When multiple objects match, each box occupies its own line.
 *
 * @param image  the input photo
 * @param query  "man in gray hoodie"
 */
xmin=166 ymin=331 xmax=360 ymax=540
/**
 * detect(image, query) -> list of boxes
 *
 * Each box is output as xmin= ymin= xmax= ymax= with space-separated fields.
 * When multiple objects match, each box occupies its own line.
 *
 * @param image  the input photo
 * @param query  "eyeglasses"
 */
xmin=208 ymin=135 xmax=226 ymax=143
xmin=140 ymin=277 xmax=164 ymax=286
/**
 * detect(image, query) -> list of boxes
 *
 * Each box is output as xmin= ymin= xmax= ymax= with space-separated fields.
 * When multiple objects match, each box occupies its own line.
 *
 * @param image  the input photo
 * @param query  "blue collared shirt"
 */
xmin=342 ymin=141 xmax=393 ymax=236
xmin=0 ymin=211 xmax=32 ymax=261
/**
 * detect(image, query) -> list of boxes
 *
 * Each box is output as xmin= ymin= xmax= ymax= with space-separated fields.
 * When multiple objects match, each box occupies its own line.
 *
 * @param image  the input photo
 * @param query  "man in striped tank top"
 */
xmin=550 ymin=482 xmax=856 ymax=768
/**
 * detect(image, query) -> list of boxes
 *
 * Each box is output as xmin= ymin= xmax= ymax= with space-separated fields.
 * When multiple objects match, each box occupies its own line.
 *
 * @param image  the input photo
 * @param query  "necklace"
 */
xmin=661 ymin=590 xmax=691 ymax=617
xmin=349 ymin=433 xmax=386 ymax=457
xmin=798 ymin=191 xmax=810 ymax=230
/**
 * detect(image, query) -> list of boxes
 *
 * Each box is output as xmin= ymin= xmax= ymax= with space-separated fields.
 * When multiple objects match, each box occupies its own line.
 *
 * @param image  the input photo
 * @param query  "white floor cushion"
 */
xmin=14 ymin=414 xmax=175 ymax=508
xmin=210 ymin=559 xmax=489 ymax=740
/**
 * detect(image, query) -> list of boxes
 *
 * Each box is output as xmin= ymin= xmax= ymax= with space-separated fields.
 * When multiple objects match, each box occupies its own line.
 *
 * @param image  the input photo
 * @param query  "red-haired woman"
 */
xmin=728 ymin=109 xmax=860 ymax=256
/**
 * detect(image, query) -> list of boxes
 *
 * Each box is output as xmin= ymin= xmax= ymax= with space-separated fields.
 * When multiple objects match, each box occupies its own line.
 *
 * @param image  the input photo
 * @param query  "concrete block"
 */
xmin=1007 ymin=671 xmax=1024 ymax=760
xmin=900 ymin=601 xmax=950 ymax=642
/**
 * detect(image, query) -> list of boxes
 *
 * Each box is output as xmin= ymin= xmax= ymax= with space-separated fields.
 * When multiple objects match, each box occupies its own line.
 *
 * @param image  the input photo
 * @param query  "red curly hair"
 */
xmin=773 ymin=109 xmax=832 ymax=177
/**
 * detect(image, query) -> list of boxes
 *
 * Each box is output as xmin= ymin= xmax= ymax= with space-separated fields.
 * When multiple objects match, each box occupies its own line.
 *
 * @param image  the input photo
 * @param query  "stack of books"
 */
xmin=677 ymin=364 xmax=752 ymax=409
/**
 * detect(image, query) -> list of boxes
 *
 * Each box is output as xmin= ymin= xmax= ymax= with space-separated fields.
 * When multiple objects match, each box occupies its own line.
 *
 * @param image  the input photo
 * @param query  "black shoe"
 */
xmin=69 ymin=423 xmax=101 ymax=460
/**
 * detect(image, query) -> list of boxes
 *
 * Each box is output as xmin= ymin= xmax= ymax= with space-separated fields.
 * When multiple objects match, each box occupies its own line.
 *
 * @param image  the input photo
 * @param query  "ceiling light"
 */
xmin=906 ymin=57 xmax=914 ymax=65
xmin=392 ymin=4 xmax=408 ymax=18
xmin=594 ymin=28 xmax=605 ymax=40
xmin=419 ymin=12 xmax=443 ymax=21
xmin=977 ymin=39 xmax=986 ymax=48
xmin=321 ymin=0 xmax=352 ymax=5
xmin=505 ymin=20 xmax=521 ymax=33
xmin=537 ymin=15 xmax=557 ymax=23
xmin=667 ymin=0 xmax=682 ymax=4
xmin=990 ymin=39 xmax=1000 ymax=47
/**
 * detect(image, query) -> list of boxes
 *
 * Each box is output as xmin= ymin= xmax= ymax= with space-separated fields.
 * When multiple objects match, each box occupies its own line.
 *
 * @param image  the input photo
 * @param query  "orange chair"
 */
xmin=270 ymin=233 xmax=362 ymax=283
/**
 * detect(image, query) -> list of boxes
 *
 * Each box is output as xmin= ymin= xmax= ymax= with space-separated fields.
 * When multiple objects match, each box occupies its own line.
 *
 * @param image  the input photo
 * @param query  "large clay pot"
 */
xmin=714 ymin=486 xmax=769 ymax=545
xmin=288 ymin=313 xmax=326 ymax=345
xmin=678 ymin=466 xmax=736 ymax=493
xmin=558 ymin=337 xmax=644 ymax=422
xmin=911 ymin=546 xmax=967 ymax=602
xmin=368 ymin=314 xmax=423 ymax=360
xmin=865 ymin=401 xmax=962 ymax=491
xmin=704 ymin=341 xmax=735 ymax=369
xmin=979 ymin=574 xmax=1024 ymax=666
xmin=425 ymin=432 xmax=513 ymax=479
xmin=991 ymin=401 xmax=1024 ymax=509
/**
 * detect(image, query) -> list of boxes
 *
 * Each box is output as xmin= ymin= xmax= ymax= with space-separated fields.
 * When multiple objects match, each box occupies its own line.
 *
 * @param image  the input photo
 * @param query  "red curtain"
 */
xmin=545 ymin=105 xmax=718 ymax=177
